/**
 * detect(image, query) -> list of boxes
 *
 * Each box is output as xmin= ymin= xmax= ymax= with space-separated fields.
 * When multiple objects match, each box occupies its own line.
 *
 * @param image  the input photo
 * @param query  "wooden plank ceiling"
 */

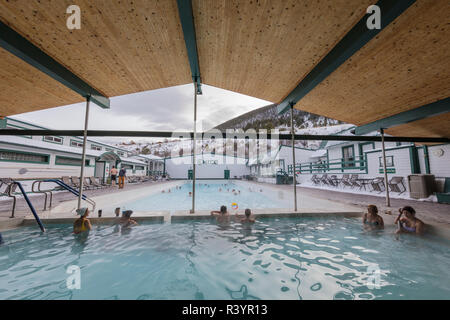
xmin=0 ymin=0 xmax=191 ymax=116
xmin=0 ymin=0 xmax=448 ymax=139
xmin=292 ymin=0 xmax=450 ymax=137
xmin=192 ymin=0 xmax=374 ymax=103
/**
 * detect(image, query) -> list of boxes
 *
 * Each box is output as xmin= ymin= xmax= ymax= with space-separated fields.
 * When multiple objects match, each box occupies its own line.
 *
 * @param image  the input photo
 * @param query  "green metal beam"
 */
xmin=277 ymin=0 xmax=415 ymax=115
xmin=176 ymin=0 xmax=202 ymax=94
xmin=355 ymin=97 xmax=450 ymax=135
xmin=0 ymin=21 xmax=109 ymax=109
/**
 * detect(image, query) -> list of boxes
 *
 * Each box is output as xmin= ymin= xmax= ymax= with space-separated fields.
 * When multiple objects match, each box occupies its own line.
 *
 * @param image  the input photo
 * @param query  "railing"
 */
xmin=287 ymin=156 xmax=367 ymax=175
xmin=43 ymin=179 xmax=96 ymax=211
xmin=12 ymin=181 xmax=45 ymax=232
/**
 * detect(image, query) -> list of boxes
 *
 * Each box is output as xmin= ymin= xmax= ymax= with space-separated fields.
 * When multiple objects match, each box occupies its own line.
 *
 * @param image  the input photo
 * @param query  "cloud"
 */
xmin=12 ymin=84 xmax=272 ymax=143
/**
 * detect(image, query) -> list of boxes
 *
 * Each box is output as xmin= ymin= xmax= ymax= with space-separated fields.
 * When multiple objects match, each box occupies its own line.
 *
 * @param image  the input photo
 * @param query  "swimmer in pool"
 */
xmin=362 ymin=205 xmax=384 ymax=229
xmin=211 ymin=205 xmax=231 ymax=224
xmin=73 ymin=207 xmax=92 ymax=234
xmin=189 ymin=192 xmax=192 ymax=197
xmin=120 ymin=210 xmax=138 ymax=228
xmin=395 ymin=206 xmax=424 ymax=235
xmin=236 ymin=208 xmax=255 ymax=224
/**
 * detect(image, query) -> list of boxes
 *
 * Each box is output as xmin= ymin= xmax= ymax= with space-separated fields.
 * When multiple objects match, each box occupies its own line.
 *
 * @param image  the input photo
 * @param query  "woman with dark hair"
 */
xmin=394 ymin=206 xmax=425 ymax=235
xmin=362 ymin=205 xmax=384 ymax=229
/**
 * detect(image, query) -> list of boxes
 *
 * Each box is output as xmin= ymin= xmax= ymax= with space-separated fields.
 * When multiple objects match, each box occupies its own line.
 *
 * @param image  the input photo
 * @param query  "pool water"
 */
xmin=1 ymin=217 xmax=449 ymax=300
xmin=120 ymin=181 xmax=290 ymax=212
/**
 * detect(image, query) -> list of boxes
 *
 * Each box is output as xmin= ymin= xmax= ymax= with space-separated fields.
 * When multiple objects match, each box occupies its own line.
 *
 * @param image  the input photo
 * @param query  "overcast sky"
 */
xmin=13 ymin=84 xmax=272 ymax=144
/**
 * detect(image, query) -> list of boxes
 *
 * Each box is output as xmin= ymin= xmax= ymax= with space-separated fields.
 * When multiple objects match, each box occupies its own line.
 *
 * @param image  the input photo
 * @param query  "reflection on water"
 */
xmin=0 ymin=217 xmax=449 ymax=300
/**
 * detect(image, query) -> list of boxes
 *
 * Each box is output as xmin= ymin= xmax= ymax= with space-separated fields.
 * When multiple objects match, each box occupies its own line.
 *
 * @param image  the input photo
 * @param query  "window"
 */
xmin=70 ymin=140 xmax=83 ymax=148
xmin=0 ymin=149 xmax=49 ymax=164
xmin=379 ymin=156 xmax=394 ymax=167
xmin=55 ymin=156 xmax=90 ymax=166
xmin=121 ymin=164 xmax=133 ymax=170
xmin=117 ymin=151 xmax=125 ymax=156
xmin=135 ymin=165 xmax=145 ymax=170
xmin=342 ymin=146 xmax=355 ymax=167
xmin=91 ymin=145 xmax=102 ymax=151
xmin=43 ymin=136 xmax=63 ymax=144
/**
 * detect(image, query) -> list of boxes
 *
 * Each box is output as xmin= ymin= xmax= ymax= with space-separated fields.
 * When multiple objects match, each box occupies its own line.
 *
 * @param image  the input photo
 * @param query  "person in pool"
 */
xmin=73 ymin=207 xmax=92 ymax=234
xmin=395 ymin=206 xmax=424 ymax=235
xmin=211 ymin=205 xmax=231 ymax=224
xmin=362 ymin=205 xmax=384 ymax=229
xmin=120 ymin=210 xmax=138 ymax=228
xmin=236 ymin=209 xmax=255 ymax=224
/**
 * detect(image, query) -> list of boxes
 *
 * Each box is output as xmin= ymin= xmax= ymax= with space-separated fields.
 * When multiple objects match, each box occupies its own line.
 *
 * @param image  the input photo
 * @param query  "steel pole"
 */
xmin=191 ymin=82 xmax=197 ymax=214
xmin=380 ymin=128 xmax=391 ymax=207
xmin=291 ymin=106 xmax=297 ymax=211
xmin=77 ymin=96 xmax=90 ymax=210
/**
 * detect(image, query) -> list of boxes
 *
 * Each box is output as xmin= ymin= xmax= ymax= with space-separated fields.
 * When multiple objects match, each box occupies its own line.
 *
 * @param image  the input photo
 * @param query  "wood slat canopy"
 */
xmin=0 ymin=0 xmax=191 ymax=116
xmin=0 ymin=0 xmax=448 ymax=140
xmin=192 ymin=0 xmax=374 ymax=103
xmin=291 ymin=0 xmax=450 ymax=138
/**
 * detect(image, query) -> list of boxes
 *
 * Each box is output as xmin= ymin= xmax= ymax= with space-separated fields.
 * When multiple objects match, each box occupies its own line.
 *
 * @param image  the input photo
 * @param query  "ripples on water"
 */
xmin=0 ymin=217 xmax=449 ymax=300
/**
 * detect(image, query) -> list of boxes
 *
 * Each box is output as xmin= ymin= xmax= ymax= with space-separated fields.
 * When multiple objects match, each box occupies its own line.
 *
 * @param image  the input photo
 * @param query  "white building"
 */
xmin=165 ymin=152 xmax=250 ymax=179
xmin=0 ymin=117 xmax=158 ymax=182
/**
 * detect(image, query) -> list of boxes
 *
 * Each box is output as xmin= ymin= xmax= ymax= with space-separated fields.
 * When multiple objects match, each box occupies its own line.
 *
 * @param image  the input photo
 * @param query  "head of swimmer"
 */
xmin=77 ymin=207 xmax=89 ymax=218
xmin=245 ymin=209 xmax=251 ymax=217
xmin=400 ymin=206 xmax=416 ymax=219
xmin=367 ymin=205 xmax=378 ymax=216
xmin=220 ymin=205 xmax=227 ymax=215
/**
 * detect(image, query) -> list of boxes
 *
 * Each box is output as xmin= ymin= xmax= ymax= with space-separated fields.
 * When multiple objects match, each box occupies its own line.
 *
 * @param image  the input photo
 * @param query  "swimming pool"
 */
xmin=117 ymin=180 xmax=290 ymax=212
xmin=1 ymin=217 xmax=449 ymax=299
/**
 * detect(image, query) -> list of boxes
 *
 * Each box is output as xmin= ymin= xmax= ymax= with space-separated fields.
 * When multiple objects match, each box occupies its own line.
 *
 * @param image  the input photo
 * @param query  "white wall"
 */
xmin=0 ymin=142 xmax=95 ymax=179
xmin=428 ymin=144 xmax=450 ymax=177
xmin=165 ymin=153 xmax=250 ymax=179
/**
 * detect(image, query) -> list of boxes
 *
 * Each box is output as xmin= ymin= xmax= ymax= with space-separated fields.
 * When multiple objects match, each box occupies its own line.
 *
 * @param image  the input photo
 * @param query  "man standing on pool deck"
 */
xmin=110 ymin=166 xmax=118 ymax=186
xmin=118 ymin=167 xmax=126 ymax=189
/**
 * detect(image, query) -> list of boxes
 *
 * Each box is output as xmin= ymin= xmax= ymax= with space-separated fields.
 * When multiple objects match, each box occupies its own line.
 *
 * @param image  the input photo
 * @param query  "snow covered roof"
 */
xmin=137 ymin=154 xmax=164 ymax=161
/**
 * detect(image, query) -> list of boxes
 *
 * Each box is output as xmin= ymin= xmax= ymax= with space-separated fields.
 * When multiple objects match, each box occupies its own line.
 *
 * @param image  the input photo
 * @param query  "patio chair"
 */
xmin=371 ymin=177 xmax=385 ymax=193
xmin=83 ymin=177 xmax=97 ymax=190
xmin=88 ymin=177 xmax=104 ymax=189
xmin=320 ymin=174 xmax=329 ymax=186
xmin=311 ymin=174 xmax=320 ymax=185
xmin=327 ymin=175 xmax=339 ymax=187
xmin=388 ymin=176 xmax=406 ymax=194
xmin=340 ymin=174 xmax=352 ymax=188
xmin=61 ymin=176 xmax=76 ymax=188
xmin=71 ymin=176 xmax=89 ymax=190
xmin=350 ymin=174 xmax=360 ymax=189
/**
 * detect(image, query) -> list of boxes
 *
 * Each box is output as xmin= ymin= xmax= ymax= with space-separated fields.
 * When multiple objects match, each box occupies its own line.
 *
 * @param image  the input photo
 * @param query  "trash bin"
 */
xmin=276 ymin=174 xmax=285 ymax=185
xmin=436 ymin=177 xmax=450 ymax=204
xmin=407 ymin=174 xmax=435 ymax=199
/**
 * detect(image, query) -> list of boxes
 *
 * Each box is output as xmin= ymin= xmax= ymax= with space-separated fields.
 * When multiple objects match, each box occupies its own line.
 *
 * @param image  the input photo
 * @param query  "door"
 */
xmin=224 ymin=170 xmax=230 ymax=179
xmin=188 ymin=169 xmax=193 ymax=180
xmin=342 ymin=145 xmax=355 ymax=168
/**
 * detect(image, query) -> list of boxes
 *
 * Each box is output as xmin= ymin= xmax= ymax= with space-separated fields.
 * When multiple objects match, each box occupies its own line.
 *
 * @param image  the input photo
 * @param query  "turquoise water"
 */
xmin=120 ymin=181 xmax=290 ymax=212
xmin=1 ymin=217 xmax=449 ymax=299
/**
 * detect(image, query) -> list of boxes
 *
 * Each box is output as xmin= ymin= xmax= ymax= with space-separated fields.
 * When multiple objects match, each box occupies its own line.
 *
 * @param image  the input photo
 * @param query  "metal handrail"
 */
xmin=43 ymin=179 xmax=96 ymax=211
xmin=11 ymin=181 xmax=45 ymax=232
